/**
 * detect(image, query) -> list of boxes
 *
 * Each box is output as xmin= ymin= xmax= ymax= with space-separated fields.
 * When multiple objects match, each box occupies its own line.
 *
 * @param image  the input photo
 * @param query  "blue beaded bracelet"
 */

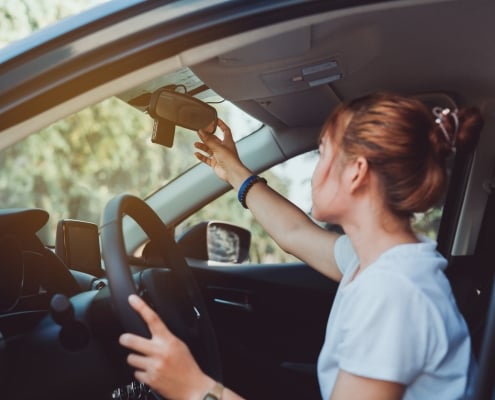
xmin=238 ymin=175 xmax=267 ymax=209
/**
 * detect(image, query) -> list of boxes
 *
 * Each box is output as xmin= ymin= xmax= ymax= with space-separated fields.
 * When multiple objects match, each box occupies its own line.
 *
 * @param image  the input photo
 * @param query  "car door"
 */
xmin=191 ymin=259 xmax=337 ymax=400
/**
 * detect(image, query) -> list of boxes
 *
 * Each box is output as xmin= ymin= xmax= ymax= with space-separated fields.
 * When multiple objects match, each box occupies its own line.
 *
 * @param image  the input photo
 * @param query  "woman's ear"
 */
xmin=347 ymin=156 xmax=369 ymax=193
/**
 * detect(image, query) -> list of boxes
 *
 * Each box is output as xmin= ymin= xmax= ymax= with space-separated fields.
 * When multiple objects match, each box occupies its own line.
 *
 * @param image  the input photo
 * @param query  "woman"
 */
xmin=119 ymin=92 xmax=483 ymax=399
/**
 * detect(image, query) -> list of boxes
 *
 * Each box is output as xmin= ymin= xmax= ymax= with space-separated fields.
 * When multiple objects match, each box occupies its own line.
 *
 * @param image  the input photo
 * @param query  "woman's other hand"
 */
xmin=119 ymin=295 xmax=214 ymax=400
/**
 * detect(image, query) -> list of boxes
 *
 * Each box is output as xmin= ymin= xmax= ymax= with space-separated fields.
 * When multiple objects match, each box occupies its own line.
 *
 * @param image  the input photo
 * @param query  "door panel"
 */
xmin=190 ymin=262 xmax=338 ymax=399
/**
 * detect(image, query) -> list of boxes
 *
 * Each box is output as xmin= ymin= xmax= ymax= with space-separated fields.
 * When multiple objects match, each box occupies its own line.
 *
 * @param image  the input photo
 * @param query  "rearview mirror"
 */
xmin=149 ymin=88 xmax=217 ymax=147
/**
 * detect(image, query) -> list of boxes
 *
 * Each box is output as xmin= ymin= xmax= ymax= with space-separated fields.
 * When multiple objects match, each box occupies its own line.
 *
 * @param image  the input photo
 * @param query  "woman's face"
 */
xmin=311 ymin=133 xmax=348 ymax=223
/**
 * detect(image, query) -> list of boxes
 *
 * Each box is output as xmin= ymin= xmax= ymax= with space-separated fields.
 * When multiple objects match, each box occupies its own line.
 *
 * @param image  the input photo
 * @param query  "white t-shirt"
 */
xmin=317 ymin=235 xmax=475 ymax=400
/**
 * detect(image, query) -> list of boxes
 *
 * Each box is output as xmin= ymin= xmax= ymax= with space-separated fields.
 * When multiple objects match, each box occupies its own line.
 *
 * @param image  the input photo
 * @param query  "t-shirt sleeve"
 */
xmin=336 ymin=272 xmax=434 ymax=384
xmin=334 ymin=235 xmax=358 ymax=275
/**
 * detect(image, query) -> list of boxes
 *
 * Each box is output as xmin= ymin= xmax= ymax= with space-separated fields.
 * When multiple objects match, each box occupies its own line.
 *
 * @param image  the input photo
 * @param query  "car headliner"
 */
xmin=6 ymin=0 xmax=494 ymax=145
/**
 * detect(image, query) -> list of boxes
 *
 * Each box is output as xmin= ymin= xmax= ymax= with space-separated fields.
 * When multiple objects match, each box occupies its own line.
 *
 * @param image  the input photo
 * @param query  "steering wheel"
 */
xmin=100 ymin=193 xmax=222 ymax=383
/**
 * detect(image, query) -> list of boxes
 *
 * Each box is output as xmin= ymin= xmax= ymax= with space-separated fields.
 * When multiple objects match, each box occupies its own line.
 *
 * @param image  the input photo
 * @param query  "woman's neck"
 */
xmin=342 ymin=210 xmax=418 ymax=272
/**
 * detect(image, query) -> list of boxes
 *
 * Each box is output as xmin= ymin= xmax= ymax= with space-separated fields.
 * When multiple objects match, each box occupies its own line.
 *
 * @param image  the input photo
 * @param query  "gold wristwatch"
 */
xmin=203 ymin=381 xmax=224 ymax=400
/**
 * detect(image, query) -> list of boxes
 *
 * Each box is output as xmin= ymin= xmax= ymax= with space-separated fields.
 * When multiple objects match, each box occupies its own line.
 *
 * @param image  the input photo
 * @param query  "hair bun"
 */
xmin=456 ymin=107 xmax=484 ymax=154
xmin=328 ymin=93 xmax=485 ymax=217
xmin=430 ymin=106 xmax=483 ymax=158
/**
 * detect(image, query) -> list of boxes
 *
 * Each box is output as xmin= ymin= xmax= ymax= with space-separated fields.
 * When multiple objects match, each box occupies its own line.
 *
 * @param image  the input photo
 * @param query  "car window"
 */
xmin=177 ymin=151 xmax=446 ymax=265
xmin=176 ymin=166 xmax=297 ymax=264
xmin=0 ymin=92 xmax=260 ymax=245
xmin=177 ymin=152 xmax=316 ymax=264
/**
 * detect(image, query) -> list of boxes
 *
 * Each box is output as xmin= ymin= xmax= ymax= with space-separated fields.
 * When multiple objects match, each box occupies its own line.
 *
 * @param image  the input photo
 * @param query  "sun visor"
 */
xmin=0 ymin=208 xmax=49 ymax=235
xmin=254 ymin=85 xmax=340 ymax=127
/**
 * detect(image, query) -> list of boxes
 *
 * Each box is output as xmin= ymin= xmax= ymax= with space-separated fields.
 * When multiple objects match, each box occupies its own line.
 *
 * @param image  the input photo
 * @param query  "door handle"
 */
xmin=213 ymin=297 xmax=253 ymax=312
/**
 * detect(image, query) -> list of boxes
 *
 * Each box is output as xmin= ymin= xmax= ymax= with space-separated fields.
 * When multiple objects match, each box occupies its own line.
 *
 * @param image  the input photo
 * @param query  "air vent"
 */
xmin=261 ymin=58 xmax=343 ymax=95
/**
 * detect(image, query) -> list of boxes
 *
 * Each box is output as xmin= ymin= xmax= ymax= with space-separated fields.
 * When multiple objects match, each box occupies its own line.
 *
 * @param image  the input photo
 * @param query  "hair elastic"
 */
xmin=238 ymin=175 xmax=267 ymax=209
xmin=432 ymin=106 xmax=459 ymax=150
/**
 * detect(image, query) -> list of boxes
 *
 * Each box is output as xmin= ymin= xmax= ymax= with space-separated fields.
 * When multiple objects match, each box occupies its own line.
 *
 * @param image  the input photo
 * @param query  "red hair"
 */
xmin=321 ymin=93 xmax=483 ymax=217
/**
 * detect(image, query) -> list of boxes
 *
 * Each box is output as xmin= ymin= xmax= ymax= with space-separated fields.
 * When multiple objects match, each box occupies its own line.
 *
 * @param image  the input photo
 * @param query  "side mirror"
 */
xmin=149 ymin=88 xmax=217 ymax=147
xmin=177 ymin=221 xmax=251 ymax=264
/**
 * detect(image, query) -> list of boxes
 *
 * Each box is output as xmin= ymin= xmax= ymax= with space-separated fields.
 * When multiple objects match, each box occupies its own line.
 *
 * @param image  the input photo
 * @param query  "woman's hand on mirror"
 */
xmin=194 ymin=118 xmax=249 ymax=185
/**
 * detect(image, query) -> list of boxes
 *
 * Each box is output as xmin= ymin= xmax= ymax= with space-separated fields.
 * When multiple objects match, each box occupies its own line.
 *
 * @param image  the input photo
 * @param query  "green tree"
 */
xmin=0 ymin=96 xmax=202 ymax=242
xmin=0 ymin=0 xmax=105 ymax=47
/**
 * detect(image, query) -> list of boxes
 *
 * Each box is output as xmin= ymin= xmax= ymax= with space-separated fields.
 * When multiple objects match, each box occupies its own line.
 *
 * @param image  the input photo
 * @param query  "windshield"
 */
xmin=0 ymin=76 xmax=261 ymax=244
xmin=1 ymin=2 xmax=263 ymax=246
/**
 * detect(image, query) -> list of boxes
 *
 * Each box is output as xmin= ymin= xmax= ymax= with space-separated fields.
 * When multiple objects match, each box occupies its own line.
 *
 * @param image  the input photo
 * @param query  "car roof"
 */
xmin=2 ymin=0 xmax=493 ymax=135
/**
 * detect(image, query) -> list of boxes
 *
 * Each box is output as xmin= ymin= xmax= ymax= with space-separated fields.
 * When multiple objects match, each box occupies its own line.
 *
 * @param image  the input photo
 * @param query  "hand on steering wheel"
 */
xmin=100 ymin=194 xmax=222 ymax=397
xmin=119 ymin=294 xmax=215 ymax=400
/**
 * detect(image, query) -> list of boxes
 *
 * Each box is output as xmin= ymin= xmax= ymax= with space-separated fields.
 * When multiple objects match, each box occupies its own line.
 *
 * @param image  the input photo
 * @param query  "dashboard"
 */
xmin=0 ymin=206 xmax=224 ymax=400
xmin=0 ymin=234 xmax=23 ymax=312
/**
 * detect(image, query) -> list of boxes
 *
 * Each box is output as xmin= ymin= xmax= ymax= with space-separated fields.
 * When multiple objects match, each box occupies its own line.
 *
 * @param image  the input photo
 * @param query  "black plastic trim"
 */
xmin=437 ymin=151 xmax=476 ymax=258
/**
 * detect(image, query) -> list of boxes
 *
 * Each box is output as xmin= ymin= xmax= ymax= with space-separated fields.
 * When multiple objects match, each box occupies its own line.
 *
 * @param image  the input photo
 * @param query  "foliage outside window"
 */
xmin=176 ymin=171 xmax=299 ymax=264
xmin=177 ymin=151 xmax=445 ymax=265
xmin=0 ymin=0 xmax=106 ymax=48
xmin=0 ymin=92 xmax=260 ymax=244
xmin=0 ymin=0 xmax=263 ymax=246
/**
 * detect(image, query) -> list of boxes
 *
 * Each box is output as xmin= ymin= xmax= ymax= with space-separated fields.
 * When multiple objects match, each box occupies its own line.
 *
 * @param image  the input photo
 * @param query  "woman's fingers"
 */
xmin=196 ymin=118 xmax=241 ymax=183
xmin=194 ymin=142 xmax=217 ymax=167
xmin=202 ymin=119 xmax=217 ymax=135
xmin=194 ymin=141 xmax=211 ymax=155
xmin=194 ymin=151 xmax=207 ymax=163
xmin=120 ymin=296 xmax=177 ymax=358
xmin=133 ymin=370 xmax=149 ymax=386
xmin=199 ymin=118 xmax=231 ymax=142
xmin=118 ymin=296 xmax=211 ymax=398
xmin=119 ymin=332 xmax=154 ymax=355
xmin=128 ymin=294 xmax=171 ymax=337
xmin=194 ymin=152 xmax=214 ymax=168
xmin=217 ymin=118 xmax=238 ymax=155
xmin=127 ymin=352 xmax=150 ymax=371
xmin=217 ymin=118 xmax=232 ymax=139
xmin=197 ymin=119 xmax=235 ymax=153
xmin=198 ymin=129 xmax=222 ymax=147
xmin=217 ymin=119 xmax=235 ymax=146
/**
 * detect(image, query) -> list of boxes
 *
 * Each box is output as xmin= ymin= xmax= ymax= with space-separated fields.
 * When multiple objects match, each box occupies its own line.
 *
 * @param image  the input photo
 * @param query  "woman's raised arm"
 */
xmin=194 ymin=119 xmax=342 ymax=282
